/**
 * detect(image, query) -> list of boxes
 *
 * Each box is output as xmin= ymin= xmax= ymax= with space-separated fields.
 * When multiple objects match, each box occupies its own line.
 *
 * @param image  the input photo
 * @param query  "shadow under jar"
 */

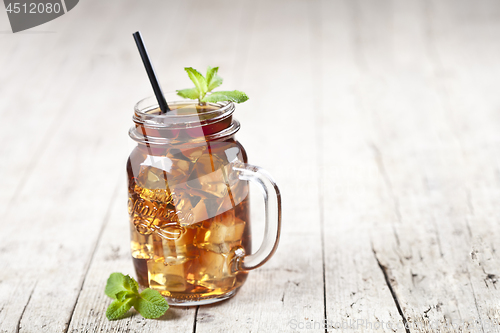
xmin=127 ymin=93 xmax=281 ymax=306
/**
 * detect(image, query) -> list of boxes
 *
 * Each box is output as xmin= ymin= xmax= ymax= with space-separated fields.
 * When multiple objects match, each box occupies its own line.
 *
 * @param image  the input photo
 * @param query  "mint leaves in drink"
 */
xmin=177 ymin=66 xmax=249 ymax=104
xmin=105 ymin=272 xmax=169 ymax=320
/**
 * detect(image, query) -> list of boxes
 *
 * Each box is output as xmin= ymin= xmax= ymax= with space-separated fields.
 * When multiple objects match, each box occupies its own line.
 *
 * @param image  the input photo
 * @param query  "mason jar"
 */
xmin=127 ymin=93 xmax=281 ymax=306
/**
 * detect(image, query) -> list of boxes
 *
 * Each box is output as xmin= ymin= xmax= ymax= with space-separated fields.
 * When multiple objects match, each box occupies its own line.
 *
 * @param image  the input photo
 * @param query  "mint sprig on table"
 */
xmin=105 ymin=272 xmax=169 ymax=320
xmin=177 ymin=66 xmax=249 ymax=104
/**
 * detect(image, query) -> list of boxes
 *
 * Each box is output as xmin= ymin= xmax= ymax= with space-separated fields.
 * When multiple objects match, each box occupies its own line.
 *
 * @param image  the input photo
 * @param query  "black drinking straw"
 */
xmin=133 ymin=31 xmax=170 ymax=114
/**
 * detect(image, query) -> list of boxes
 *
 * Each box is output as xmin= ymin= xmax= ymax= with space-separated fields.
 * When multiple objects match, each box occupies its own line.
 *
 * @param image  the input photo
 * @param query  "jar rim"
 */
xmin=133 ymin=92 xmax=235 ymax=128
xmin=130 ymin=92 xmax=240 ymax=145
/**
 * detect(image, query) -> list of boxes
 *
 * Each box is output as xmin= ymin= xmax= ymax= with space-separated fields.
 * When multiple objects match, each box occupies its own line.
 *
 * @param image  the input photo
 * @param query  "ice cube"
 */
xmin=170 ymin=190 xmax=195 ymax=225
xmin=215 ymin=189 xmax=235 ymax=216
xmin=151 ymin=234 xmax=165 ymax=260
xmin=136 ymin=165 xmax=168 ymax=190
xmin=188 ymin=249 xmax=235 ymax=290
xmin=228 ymin=179 xmax=249 ymax=208
xmin=186 ymin=153 xmax=229 ymax=198
xmin=135 ymin=156 xmax=192 ymax=190
xmin=169 ymin=158 xmax=191 ymax=185
xmin=179 ymin=145 xmax=207 ymax=163
xmin=195 ymin=211 xmax=246 ymax=254
xmin=130 ymin=221 xmax=154 ymax=259
xmin=147 ymin=259 xmax=187 ymax=292
xmin=161 ymin=226 xmax=199 ymax=265
xmin=188 ymin=199 xmax=209 ymax=225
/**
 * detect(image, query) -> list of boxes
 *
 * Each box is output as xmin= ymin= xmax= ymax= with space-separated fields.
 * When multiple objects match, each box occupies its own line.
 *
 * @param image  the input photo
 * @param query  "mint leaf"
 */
xmin=106 ymin=298 xmax=134 ymax=320
xmin=115 ymin=290 xmax=137 ymax=302
xmin=124 ymin=274 xmax=139 ymax=294
xmin=184 ymin=67 xmax=207 ymax=99
xmin=177 ymin=88 xmax=199 ymax=100
xmin=105 ymin=273 xmax=127 ymax=299
xmin=177 ymin=66 xmax=248 ymax=105
xmin=105 ymin=272 xmax=169 ymax=321
xmin=134 ymin=288 xmax=170 ymax=319
xmin=202 ymin=90 xmax=249 ymax=104
xmin=105 ymin=273 xmax=139 ymax=300
xmin=206 ymin=66 xmax=223 ymax=91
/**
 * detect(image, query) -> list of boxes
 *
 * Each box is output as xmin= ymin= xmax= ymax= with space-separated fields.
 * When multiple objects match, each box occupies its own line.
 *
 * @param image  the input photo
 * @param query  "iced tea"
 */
xmin=127 ymin=105 xmax=251 ymax=303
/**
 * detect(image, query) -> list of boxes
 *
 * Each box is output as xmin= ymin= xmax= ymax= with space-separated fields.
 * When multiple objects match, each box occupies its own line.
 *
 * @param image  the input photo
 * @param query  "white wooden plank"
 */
xmin=0 ymin=0 xmax=142 ymax=215
xmin=362 ymin=0 xmax=500 ymax=331
xmin=426 ymin=0 xmax=500 ymax=329
xmin=360 ymin=0 xmax=482 ymax=330
xmin=0 ymin=0 xmax=197 ymax=331
xmin=66 ymin=181 xmax=197 ymax=333
xmin=316 ymin=1 xmax=405 ymax=331
xmin=66 ymin=0 xmax=256 ymax=331
xmin=194 ymin=0 xmax=325 ymax=331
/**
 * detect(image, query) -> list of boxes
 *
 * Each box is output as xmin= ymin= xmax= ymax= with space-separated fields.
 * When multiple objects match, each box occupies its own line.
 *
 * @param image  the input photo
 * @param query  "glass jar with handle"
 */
xmin=127 ymin=93 xmax=281 ymax=306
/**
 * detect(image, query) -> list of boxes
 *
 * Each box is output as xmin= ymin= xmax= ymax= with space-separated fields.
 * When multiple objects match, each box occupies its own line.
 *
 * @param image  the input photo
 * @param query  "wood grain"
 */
xmin=196 ymin=0 xmax=324 ymax=331
xmin=1 ymin=0 xmax=500 ymax=332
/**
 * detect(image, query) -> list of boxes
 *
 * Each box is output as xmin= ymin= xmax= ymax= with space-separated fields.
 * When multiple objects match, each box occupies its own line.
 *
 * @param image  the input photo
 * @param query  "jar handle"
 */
xmin=232 ymin=162 xmax=282 ymax=271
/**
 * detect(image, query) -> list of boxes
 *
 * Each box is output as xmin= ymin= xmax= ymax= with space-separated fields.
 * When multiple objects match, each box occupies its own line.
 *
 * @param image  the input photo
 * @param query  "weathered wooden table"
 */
xmin=1 ymin=0 xmax=500 ymax=332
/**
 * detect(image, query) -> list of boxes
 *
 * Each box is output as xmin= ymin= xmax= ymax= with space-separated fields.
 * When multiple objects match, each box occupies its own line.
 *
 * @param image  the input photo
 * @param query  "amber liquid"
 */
xmin=127 ymin=135 xmax=250 ymax=303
